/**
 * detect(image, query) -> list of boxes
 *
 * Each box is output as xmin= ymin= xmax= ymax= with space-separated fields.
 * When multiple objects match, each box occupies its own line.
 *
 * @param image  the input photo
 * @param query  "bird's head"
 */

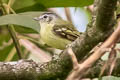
xmin=34 ymin=12 xmax=61 ymax=25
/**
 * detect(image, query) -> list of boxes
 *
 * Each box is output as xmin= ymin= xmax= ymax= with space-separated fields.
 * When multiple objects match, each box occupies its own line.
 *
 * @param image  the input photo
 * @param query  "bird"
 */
xmin=34 ymin=12 xmax=80 ymax=49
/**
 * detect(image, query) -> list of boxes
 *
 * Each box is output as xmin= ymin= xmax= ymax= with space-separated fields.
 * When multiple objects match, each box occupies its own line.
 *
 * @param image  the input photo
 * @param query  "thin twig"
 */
xmin=5 ymin=47 xmax=16 ymax=61
xmin=99 ymin=45 xmax=116 ymax=77
xmin=68 ymin=48 xmax=79 ymax=69
xmin=108 ymin=45 xmax=117 ymax=75
xmin=64 ymin=8 xmax=72 ymax=23
xmin=19 ymin=39 xmax=51 ymax=62
xmin=86 ymin=5 xmax=94 ymax=14
xmin=0 ymin=39 xmax=12 ymax=50
xmin=7 ymin=25 xmax=22 ymax=59
xmin=1 ymin=2 xmax=23 ymax=59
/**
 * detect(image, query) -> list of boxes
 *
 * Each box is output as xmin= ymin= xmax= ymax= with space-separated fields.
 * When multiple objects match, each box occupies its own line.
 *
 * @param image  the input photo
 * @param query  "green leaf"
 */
xmin=12 ymin=0 xmax=46 ymax=12
xmin=36 ymin=0 xmax=94 ymax=7
xmin=0 ymin=12 xmax=43 ymax=33
xmin=19 ymin=12 xmax=44 ymax=17
xmin=14 ymin=26 xmax=37 ymax=33
xmin=12 ymin=0 xmax=36 ymax=10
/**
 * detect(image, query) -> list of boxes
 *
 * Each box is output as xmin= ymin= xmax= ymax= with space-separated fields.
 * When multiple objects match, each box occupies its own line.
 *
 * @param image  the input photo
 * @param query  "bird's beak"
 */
xmin=33 ymin=17 xmax=40 ymax=21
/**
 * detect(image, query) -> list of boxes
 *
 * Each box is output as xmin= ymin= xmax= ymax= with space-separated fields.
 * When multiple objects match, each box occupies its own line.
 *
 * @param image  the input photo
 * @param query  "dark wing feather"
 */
xmin=53 ymin=24 xmax=80 ymax=41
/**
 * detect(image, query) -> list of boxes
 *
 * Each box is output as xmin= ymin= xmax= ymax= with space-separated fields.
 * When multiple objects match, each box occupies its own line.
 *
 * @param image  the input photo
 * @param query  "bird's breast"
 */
xmin=40 ymin=24 xmax=71 ymax=49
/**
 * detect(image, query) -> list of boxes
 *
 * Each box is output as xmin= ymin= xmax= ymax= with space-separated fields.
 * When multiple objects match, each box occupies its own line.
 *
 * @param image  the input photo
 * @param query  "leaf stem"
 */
xmin=7 ymin=25 xmax=22 ymax=59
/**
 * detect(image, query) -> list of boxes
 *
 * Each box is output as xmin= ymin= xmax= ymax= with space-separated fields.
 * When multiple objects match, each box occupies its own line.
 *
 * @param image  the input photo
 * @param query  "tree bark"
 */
xmin=0 ymin=59 xmax=120 ymax=80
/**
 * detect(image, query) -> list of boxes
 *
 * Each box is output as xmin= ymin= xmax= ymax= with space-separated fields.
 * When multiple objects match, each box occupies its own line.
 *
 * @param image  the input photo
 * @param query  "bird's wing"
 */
xmin=53 ymin=24 xmax=81 ymax=41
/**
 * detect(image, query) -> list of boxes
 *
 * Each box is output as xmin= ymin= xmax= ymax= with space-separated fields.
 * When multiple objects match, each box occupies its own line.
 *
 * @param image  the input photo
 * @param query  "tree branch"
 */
xmin=0 ymin=59 xmax=119 ymax=80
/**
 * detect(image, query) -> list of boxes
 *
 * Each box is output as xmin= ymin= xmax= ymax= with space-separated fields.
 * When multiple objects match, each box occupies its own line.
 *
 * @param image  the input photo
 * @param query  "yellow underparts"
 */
xmin=40 ymin=23 xmax=71 ymax=49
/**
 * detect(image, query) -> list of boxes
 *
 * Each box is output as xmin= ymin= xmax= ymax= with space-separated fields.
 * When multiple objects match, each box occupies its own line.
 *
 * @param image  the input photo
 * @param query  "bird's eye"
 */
xmin=43 ymin=15 xmax=47 ymax=18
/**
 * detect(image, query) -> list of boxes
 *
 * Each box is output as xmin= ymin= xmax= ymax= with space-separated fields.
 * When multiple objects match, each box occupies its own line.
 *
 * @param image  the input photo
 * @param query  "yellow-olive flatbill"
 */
xmin=34 ymin=12 xmax=80 ymax=49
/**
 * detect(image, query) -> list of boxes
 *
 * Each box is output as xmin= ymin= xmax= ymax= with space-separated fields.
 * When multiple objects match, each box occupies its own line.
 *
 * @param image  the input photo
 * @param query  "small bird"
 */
xmin=34 ymin=12 xmax=80 ymax=49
